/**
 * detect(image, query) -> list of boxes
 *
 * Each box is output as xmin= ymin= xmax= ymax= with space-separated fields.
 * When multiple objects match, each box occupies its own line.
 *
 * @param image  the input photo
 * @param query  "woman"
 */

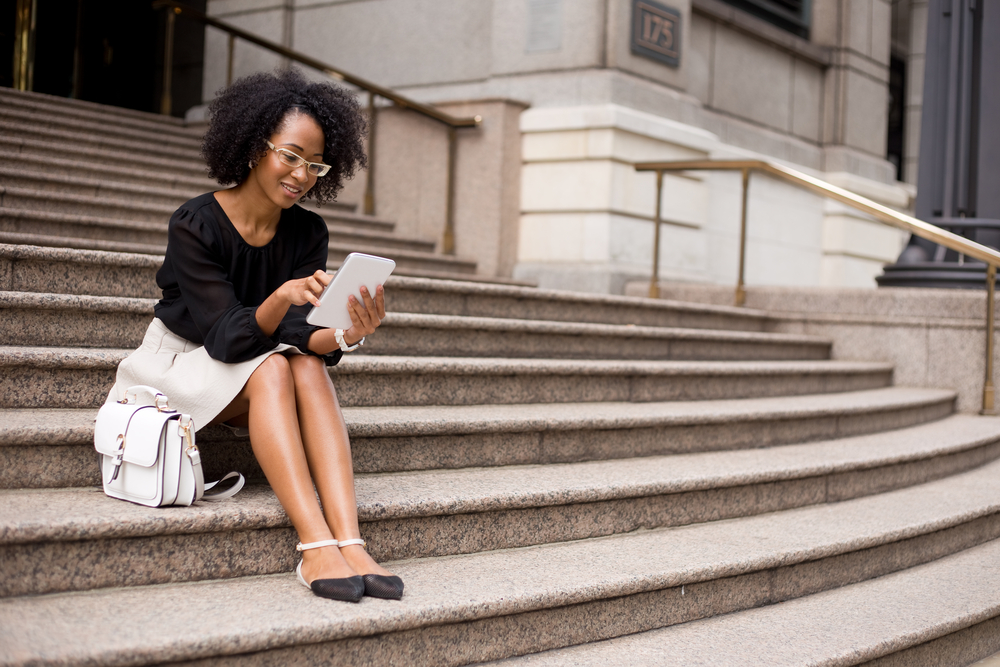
xmin=106 ymin=68 xmax=401 ymax=602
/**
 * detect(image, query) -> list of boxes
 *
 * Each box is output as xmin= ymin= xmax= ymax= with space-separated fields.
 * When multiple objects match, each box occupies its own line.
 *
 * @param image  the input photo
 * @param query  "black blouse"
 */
xmin=154 ymin=192 xmax=342 ymax=366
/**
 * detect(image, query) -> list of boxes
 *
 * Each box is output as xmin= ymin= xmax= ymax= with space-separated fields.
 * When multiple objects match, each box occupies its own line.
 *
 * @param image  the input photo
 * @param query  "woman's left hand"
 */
xmin=344 ymin=285 xmax=386 ymax=344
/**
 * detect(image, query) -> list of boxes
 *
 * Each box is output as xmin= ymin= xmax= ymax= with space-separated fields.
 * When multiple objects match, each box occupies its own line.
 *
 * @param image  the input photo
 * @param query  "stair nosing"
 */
xmin=2 ymin=461 xmax=1000 ymax=665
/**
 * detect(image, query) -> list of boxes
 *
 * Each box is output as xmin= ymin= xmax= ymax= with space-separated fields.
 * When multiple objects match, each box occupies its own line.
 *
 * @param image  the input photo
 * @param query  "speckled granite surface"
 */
xmin=0 ymin=345 xmax=895 ymax=408
xmin=0 ymin=387 xmax=953 ymax=488
xmin=1 ymin=293 xmax=826 ymax=357
xmin=4 ymin=462 xmax=1000 ymax=666
xmin=383 ymin=275 xmax=772 ymax=331
xmin=3 ymin=412 xmax=996 ymax=597
xmin=485 ymin=539 xmax=1000 ymax=667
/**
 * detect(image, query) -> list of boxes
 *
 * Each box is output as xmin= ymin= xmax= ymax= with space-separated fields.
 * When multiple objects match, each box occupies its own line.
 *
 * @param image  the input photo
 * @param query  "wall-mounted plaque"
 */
xmin=631 ymin=0 xmax=681 ymax=68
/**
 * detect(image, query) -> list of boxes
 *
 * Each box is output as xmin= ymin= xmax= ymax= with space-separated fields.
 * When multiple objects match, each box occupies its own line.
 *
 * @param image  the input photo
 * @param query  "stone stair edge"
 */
xmin=0 ymin=88 xmax=189 ymax=127
xmin=481 ymin=539 xmax=1000 ymax=667
xmin=0 ymin=185 xmax=178 ymax=214
xmin=0 ymin=166 xmax=203 ymax=201
xmin=0 ymin=344 xmax=893 ymax=377
xmin=0 ymin=385 xmax=949 ymax=448
xmin=0 ymin=135 xmax=206 ymax=173
xmin=2 ymin=241 xmax=773 ymax=321
xmin=0 ymin=293 xmax=829 ymax=345
xmin=0 ymin=232 xmax=165 ymax=256
xmin=0 ymin=106 xmax=203 ymax=148
xmin=0 ymin=121 xmax=204 ymax=160
xmin=0 ymin=98 xmax=202 ymax=141
xmin=0 ymin=153 xmax=214 ymax=190
xmin=3 ymin=462 xmax=1000 ymax=666
xmin=5 ymin=413 xmax=999 ymax=545
xmin=388 ymin=275 xmax=776 ymax=320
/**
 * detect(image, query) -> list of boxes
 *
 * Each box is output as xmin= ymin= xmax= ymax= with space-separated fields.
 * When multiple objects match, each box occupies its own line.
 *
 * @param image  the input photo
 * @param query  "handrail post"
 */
xmin=735 ymin=167 xmax=750 ymax=307
xmin=649 ymin=170 xmax=664 ymax=299
xmin=226 ymin=33 xmax=235 ymax=86
xmin=443 ymin=126 xmax=458 ymax=255
xmin=160 ymin=6 xmax=177 ymax=115
xmin=364 ymin=92 xmax=376 ymax=216
xmin=983 ymin=264 xmax=997 ymax=414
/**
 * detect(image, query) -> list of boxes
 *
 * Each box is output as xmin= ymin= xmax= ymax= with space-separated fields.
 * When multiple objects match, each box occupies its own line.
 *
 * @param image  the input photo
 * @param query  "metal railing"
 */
xmin=153 ymin=0 xmax=481 ymax=254
xmin=635 ymin=159 xmax=1000 ymax=414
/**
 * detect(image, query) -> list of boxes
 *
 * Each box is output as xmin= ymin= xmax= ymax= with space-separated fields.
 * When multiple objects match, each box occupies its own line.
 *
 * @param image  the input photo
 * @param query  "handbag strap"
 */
xmin=203 ymin=471 xmax=246 ymax=501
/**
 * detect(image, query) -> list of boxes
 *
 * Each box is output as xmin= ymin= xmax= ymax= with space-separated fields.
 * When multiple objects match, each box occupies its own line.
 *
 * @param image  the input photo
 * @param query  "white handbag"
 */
xmin=94 ymin=385 xmax=244 ymax=507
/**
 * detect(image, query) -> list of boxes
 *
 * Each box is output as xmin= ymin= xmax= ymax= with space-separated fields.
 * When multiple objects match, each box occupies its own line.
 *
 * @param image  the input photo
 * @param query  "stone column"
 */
xmin=812 ymin=0 xmax=896 ymax=183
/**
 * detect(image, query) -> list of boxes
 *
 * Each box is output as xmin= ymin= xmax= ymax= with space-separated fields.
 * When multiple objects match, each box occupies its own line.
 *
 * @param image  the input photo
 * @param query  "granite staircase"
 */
xmin=2 ymin=90 xmax=1000 ymax=666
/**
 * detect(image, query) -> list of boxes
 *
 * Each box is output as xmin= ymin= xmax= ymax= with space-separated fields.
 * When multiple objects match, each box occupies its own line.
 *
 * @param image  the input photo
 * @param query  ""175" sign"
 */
xmin=632 ymin=0 xmax=681 ymax=68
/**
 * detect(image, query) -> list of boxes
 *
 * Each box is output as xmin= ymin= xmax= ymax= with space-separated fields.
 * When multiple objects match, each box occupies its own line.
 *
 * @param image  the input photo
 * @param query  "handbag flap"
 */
xmin=94 ymin=402 xmax=177 ymax=467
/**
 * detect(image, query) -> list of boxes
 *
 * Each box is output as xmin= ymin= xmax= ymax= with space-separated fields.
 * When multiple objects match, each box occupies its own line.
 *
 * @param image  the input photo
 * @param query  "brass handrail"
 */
xmin=635 ymin=158 xmax=1000 ymax=414
xmin=153 ymin=0 xmax=481 ymax=253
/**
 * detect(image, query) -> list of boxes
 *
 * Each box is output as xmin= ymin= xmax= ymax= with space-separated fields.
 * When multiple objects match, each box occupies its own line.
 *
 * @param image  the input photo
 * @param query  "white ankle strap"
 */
xmin=338 ymin=538 xmax=366 ymax=548
xmin=296 ymin=539 xmax=339 ymax=551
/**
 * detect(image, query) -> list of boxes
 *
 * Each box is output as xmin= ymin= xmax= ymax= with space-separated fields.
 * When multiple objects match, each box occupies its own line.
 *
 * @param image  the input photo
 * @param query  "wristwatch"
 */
xmin=335 ymin=329 xmax=365 ymax=352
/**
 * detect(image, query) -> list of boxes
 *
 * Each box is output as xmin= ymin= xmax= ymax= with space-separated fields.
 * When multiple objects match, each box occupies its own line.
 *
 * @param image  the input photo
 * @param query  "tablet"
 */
xmin=306 ymin=252 xmax=395 ymax=330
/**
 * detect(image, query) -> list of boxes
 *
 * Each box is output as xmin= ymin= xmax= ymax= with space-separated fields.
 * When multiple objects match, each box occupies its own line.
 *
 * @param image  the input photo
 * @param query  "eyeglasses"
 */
xmin=266 ymin=141 xmax=331 ymax=177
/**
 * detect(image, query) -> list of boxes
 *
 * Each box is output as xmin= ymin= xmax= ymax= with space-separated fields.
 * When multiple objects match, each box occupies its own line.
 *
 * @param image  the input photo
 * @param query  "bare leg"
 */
xmin=287 ymin=354 xmax=394 ymax=577
xmin=213 ymin=354 xmax=357 ymax=583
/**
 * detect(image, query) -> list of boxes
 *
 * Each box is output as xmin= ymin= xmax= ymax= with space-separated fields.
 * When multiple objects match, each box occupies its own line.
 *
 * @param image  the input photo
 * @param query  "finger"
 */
xmin=315 ymin=270 xmax=332 ymax=287
xmin=375 ymin=285 xmax=386 ymax=319
xmin=360 ymin=287 xmax=380 ymax=328
xmin=360 ymin=286 xmax=379 ymax=318
xmin=348 ymin=294 xmax=371 ymax=328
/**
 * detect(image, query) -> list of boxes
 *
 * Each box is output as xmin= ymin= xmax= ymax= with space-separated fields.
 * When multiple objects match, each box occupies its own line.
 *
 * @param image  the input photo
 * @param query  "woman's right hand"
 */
xmin=280 ymin=270 xmax=331 ymax=307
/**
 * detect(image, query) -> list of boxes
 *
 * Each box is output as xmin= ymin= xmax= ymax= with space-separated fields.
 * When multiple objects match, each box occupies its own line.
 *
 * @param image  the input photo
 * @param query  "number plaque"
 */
xmin=631 ymin=0 xmax=682 ymax=68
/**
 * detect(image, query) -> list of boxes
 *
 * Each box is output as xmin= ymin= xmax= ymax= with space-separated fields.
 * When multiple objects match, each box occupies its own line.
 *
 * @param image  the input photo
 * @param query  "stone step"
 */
xmin=0 ymin=386 xmax=949 ymax=487
xmin=0 ymin=94 xmax=200 ymax=144
xmin=0 ymin=120 xmax=204 ymax=162
xmin=2 ymin=413 xmax=996 ymax=598
xmin=0 ymin=168 xmax=194 ymax=208
xmin=0 ymin=327 xmax=896 ymax=406
xmin=0 ymin=87 xmax=189 ymax=128
xmin=0 ymin=106 xmax=203 ymax=151
xmin=0 ymin=293 xmax=829 ymax=360
xmin=0 ymin=208 xmax=428 ymax=254
xmin=2 ymin=459 xmax=999 ymax=665
xmin=483 ymin=538 xmax=1000 ymax=666
xmin=0 ymin=150 xmax=213 ymax=192
xmin=0 ymin=134 xmax=207 ymax=175
xmin=0 ymin=245 xmax=770 ymax=332
xmin=0 ymin=186 xmax=176 ymax=223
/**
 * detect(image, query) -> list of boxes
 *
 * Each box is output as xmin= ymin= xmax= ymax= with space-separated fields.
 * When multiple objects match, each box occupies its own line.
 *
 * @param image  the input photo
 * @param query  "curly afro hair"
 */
xmin=202 ymin=67 xmax=367 ymax=205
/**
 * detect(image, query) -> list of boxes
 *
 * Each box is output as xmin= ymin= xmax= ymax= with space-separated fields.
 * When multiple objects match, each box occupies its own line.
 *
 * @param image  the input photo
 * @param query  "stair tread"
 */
xmin=3 ymin=412 xmax=996 ymax=543
xmin=0 ymin=155 xmax=212 ymax=190
xmin=0 ymin=107 xmax=202 ymax=148
xmin=0 ymin=292 xmax=823 ymax=343
xmin=2 ymin=459 xmax=999 ymax=665
xmin=486 ymin=538 xmax=1000 ymax=666
xmin=0 ymin=343 xmax=885 ymax=373
xmin=0 ymin=88 xmax=190 ymax=127
xmin=0 ymin=135 xmax=206 ymax=172
xmin=0 ymin=384 xmax=946 ymax=445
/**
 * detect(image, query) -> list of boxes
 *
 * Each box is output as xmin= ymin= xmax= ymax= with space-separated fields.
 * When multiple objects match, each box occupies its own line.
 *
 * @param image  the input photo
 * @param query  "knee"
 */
xmin=249 ymin=354 xmax=293 ymax=392
xmin=289 ymin=353 xmax=327 ymax=380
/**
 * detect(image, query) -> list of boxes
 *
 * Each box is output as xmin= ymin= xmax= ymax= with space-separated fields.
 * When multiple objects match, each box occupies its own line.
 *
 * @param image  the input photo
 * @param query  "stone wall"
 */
xmin=627 ymin=281 xmax=999 ymax=413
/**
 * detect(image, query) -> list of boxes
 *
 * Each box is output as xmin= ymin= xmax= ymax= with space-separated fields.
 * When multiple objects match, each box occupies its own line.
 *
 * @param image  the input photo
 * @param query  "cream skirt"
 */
xmin=105 ymin=318 xmax=301 ymax=431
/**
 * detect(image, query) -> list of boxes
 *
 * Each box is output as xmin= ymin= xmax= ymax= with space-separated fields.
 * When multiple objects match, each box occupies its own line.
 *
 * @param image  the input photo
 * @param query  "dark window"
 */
xmin=886 ymin=55 xmax=906 ymax=182
xmin=716 ymin=0 xmax=811 ymax=39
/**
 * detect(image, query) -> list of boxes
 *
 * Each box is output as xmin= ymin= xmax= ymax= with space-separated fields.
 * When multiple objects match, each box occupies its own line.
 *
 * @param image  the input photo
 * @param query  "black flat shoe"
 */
xmin=362 ymin=573 xmax=404 ymax=600
xmin=296 ymin=561 xmax=365 ymax=602
xmin=294 ymin=538 xmax=365 ymax=602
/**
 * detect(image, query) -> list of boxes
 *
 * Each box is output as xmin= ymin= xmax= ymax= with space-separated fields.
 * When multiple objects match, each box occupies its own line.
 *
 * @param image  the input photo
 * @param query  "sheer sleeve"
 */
xmin=166 ymin=208 xmax=281 ymax=363
xmin=277 ymin=211 xmax=344 ymax=367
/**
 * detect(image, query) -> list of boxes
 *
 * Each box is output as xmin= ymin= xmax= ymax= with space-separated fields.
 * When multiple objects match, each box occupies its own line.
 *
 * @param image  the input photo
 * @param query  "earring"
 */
xmin=248 ymin=160 xmax=256 ymax=169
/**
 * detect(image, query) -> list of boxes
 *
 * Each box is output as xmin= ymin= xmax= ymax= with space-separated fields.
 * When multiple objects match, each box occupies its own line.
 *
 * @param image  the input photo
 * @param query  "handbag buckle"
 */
xmin=109 ymin=434 xmax=126 ymax=482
